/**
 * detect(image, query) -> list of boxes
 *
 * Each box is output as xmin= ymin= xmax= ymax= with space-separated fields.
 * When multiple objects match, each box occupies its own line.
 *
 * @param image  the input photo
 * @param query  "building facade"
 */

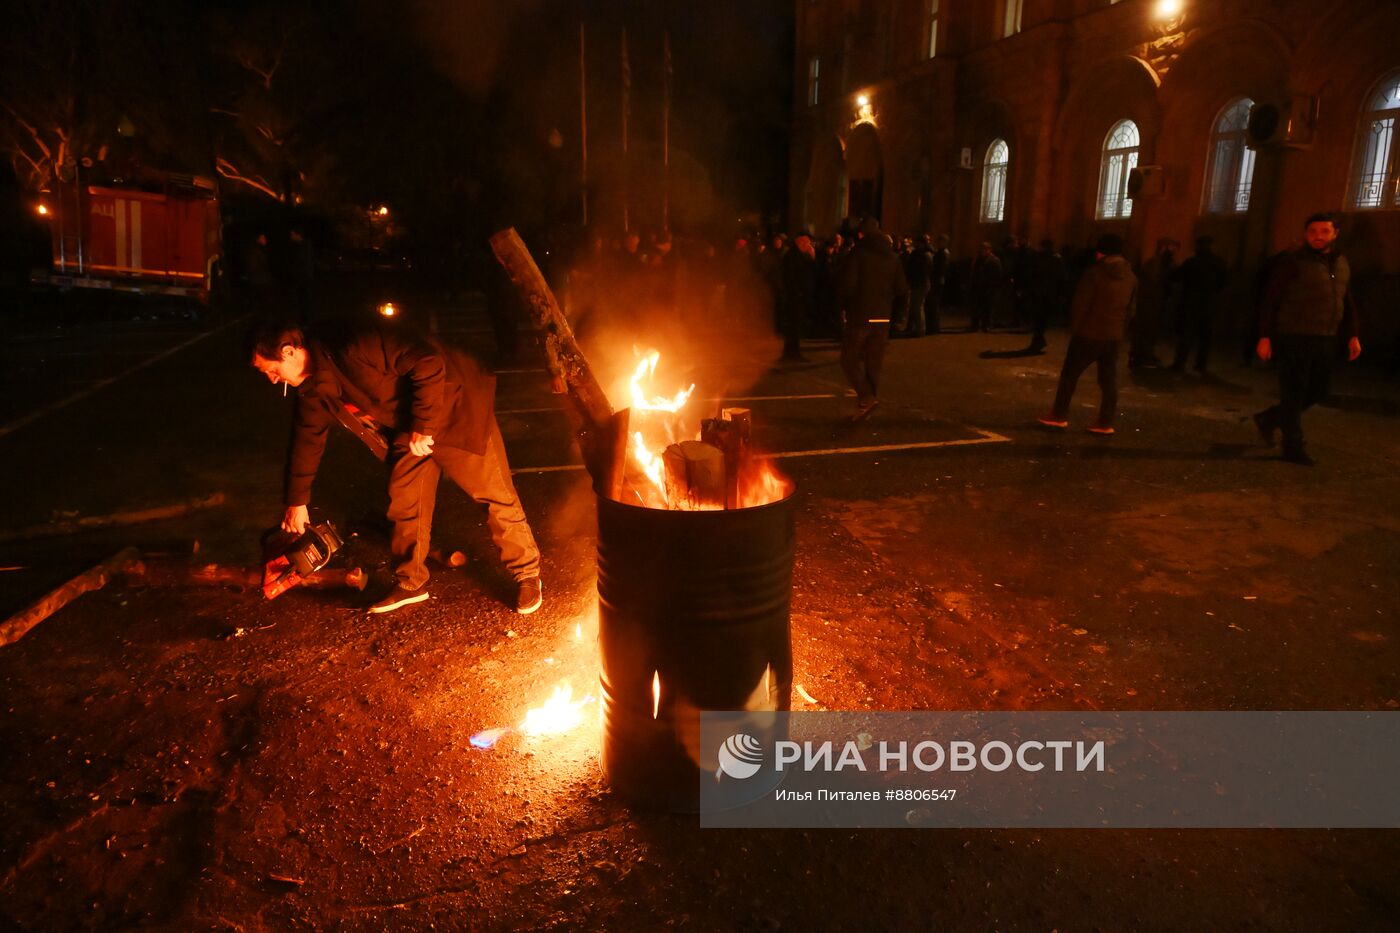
xmin=790 ymin=0 xmax=1400 ymax=337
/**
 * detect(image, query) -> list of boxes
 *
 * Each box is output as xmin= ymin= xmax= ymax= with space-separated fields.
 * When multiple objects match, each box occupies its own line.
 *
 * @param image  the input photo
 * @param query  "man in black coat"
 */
xmin=838 ymin=216 xmax=910 ymax=421
xmin=250 ymin=316 xmax=543 ymax=614
xmin=1169 ymin=236 xmax=1229 ymax=373
xmin=1253 ymin=213 xmax=1362 ymax=465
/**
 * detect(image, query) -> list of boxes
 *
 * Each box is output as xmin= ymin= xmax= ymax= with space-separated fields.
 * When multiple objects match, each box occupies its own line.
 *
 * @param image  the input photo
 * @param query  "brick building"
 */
xmin=789 ymin=0 xmax=1400 ymax=341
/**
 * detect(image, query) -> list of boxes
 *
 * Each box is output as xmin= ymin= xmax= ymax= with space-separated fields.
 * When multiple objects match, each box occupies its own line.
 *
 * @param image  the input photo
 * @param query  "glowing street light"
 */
xmin=1154 ymin=0 xmax=1184 ymax=21
xmin=36 ymin=204 xmax=48 ymax=216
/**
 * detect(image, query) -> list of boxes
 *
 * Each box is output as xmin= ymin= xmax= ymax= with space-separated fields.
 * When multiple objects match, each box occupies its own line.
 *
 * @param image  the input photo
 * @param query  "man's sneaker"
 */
xmin=1252 ymin=411 xmax=1277 ymax=447
xmin=851 ymin=399 xmax=880 ymax=423
xmin=1037 ymin=414 xmax=1068 ymax=429
xmin=369 ymin=584 xmax=430 ymax=614
xmin=1086 ymin=424 xmax=1115 ymax=435
xmin=516 ymin=577 xmax=543 ymax=615
xmin=1282 ymin=448 xmax=1316 ymax=467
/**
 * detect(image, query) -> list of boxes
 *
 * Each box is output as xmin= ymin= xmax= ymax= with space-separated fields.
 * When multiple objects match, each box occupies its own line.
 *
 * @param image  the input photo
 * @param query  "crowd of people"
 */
xmin=552 ymin=210 xmax=1361 ymax=460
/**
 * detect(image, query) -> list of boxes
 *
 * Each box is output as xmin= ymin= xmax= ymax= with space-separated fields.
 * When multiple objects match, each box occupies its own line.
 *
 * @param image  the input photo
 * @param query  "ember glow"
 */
xmin=520 ymin=682 xmax=594 ymax=737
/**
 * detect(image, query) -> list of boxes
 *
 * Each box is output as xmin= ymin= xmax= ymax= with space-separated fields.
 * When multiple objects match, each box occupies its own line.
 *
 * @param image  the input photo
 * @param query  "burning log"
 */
xmin=0 ymin=493 xmax=226 ymax=543
xmin=489 ymin=228 xmax=616 ymax=485
xmin=701 ymin=408 xmax=751 ymax=510
xmin=663 ymin=440 xmax=725 ymax=510
xmin=0 ymin=548 xmax=143 ymax=648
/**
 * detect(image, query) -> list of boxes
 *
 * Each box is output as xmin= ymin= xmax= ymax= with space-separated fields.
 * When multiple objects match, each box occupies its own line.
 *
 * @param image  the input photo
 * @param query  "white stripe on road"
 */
xmin=509 ymin=429 xmax=1010 ymax=475
xmin=0 ymin=315 xmax=249 ymax=440
xmin=496 ymin=393 xmax=840 ymax=416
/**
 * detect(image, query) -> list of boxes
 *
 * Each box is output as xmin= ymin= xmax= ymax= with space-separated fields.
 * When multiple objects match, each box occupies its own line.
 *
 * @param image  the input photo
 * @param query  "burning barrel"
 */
xmin=598 ymin=490 xmax=794 ymax=811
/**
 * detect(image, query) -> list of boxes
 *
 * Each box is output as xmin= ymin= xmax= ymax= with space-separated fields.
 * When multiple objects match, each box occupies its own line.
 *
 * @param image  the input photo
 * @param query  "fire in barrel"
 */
xmin=491 ymin=229 xmax=795 ymax=811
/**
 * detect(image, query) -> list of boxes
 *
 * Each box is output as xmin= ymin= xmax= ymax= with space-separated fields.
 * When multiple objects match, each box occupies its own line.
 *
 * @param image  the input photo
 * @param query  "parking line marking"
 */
xmin=0 ymin=315 xmax=248 ymax=441
xmin=510 ymin=428 xmax=1011 ymax=475
xmin=496 ymin=393 xmax=840 ymax=416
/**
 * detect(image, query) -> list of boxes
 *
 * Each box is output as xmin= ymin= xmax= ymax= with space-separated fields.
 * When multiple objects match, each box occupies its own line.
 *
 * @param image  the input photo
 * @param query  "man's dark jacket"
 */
xmin=838 ymin=233 xmax=910 ymax=325
xmin=286 ymin=318 xmax=497 ymax=507
xmin=1071 ymin=255 xmax=1138 ymax=341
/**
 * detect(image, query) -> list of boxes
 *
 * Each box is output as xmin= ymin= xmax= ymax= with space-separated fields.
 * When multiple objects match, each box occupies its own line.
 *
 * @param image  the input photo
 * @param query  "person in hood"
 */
xmin=837 ymin=215 xmax=910 ymax=421
xmin=1251 ymin=213 xmax=1362 ymax=466
xmin=249 ymin=316 xmax=544 ymax=615
xmin=1038 ymin=233 xmax=1137 ymax=435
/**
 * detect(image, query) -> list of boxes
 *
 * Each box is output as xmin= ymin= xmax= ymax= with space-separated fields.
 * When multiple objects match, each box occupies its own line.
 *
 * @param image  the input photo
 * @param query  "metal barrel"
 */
xmin=597 ymin=491 xmax=795 ymax=811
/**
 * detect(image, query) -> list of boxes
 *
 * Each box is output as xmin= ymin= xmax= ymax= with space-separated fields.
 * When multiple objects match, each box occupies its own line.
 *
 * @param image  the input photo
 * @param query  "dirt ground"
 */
xmin=2 ymin=294 xmax=1398 ymax=931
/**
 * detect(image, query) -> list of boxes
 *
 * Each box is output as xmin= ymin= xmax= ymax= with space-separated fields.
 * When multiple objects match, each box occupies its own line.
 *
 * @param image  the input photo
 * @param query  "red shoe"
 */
xmin=1036 ymin=414 xmax=1068 ymax=429
xmin=1087 ymin=424 xmax=1115 ymax=435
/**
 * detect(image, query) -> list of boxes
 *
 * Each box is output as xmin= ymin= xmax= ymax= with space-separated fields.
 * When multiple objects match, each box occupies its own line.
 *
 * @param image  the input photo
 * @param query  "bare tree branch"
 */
xmin=215 ymin=157 xmax=282 ymax=201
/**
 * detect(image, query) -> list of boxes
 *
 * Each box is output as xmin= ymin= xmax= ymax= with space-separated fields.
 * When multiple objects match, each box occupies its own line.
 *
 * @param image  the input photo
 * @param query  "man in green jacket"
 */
xmin=250 ymin=316 xmax=543 ymax=614
xmin=1253 ymin=213 xmax=1362 ymax=466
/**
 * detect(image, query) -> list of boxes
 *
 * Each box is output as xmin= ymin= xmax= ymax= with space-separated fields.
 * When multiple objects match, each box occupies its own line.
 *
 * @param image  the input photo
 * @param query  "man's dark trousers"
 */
xmin=1051 ymin=336 xmax=1120 ymax=426
xmin=841 ymin=322 xmax=889 ymax=405
xmin=1257 ymin=334 xmax=1334 ymax=456
xmin=387 ymin=423 xmax=541 ymax=591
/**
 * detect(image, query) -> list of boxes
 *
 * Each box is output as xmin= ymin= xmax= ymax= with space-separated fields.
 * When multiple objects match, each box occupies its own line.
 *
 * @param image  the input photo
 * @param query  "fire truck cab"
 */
xmin=34 ymin=167 xmax=222 ymax=302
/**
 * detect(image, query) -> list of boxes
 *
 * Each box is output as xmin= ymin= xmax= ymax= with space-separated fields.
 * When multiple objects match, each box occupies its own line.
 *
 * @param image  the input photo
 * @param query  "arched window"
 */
xmin=980 ymin=138 xmax=1009 ymax=222
xmin=1203 ymin=98 xmax=1256 ymax=214
xmin=1350 ymin=71 xmax=1400 ymax=209
xmin=1096 ymin=119 xmax=1140 ymax=219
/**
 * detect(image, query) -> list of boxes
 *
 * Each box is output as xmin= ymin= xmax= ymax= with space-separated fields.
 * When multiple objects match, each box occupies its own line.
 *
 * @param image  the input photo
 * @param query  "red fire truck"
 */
xmin=33 ymin=168 xmax=222 ymax=301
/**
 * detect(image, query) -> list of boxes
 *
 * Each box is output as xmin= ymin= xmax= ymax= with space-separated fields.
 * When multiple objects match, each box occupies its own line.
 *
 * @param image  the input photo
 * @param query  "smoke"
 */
xmin=561 ymin=244 xmax=782 ymax=440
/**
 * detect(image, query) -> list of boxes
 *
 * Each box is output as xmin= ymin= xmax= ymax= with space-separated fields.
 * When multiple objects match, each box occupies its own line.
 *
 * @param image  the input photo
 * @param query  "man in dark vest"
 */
xmin=249 ymin=316 xmax=543 ymax=614
xmin=1252 ymin=213 xmax=1362 ymax=466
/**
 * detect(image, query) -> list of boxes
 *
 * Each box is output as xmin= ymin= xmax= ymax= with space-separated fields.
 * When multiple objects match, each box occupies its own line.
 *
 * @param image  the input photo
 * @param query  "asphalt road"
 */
xmin=1 ymin=289 xmax=1397 ymax=930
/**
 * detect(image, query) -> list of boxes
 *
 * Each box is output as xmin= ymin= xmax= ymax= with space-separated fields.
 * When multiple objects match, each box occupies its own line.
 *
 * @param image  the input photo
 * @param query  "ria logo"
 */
xmin=717 ymin=733 xmax=765 ymax=779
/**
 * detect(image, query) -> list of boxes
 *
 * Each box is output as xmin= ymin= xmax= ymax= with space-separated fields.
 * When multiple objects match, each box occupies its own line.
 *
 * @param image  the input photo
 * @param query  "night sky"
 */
xmin=0 ymin=0 xmax=793 ymax=267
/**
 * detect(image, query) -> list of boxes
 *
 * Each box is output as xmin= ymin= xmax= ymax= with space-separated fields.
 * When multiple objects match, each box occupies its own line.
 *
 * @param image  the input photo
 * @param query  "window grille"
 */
xmin=1096 ymin=119 xmax=1140 ymax=219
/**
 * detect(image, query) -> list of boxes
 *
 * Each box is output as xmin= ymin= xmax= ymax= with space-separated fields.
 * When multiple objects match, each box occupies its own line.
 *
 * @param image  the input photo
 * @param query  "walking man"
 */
xmin=839 ymin=216 xmax=910 ymax=421
xmin=249 ymin=316 xmax=544 ymax=614
xmin=1038 ymin=233 xmax=1137 ymax=434
xmin=1252 ymin=213 xmax=1362 ymax=466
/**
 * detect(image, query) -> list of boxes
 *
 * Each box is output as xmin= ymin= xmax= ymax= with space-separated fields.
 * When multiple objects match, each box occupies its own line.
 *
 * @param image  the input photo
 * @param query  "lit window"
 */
xmin=1096 ymin=119 xmax=1140 ymax=219
xmin=981 ymin=139 xmax=1009 ymax=222
xmin=1002 ymin=0 xmax=1023 ymax=38
xmin=1350 ymin=71 xmax=1400 ymax=209
xmin=926 ymin=0 xmax=940 ymax=58
xmin=1202 ymin=98 xmax=1257 ymax=214
xmin=808 ymin=57 xmax=821 ymax=107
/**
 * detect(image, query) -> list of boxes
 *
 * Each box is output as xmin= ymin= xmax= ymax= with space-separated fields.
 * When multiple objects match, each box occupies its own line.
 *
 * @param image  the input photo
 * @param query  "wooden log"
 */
xmin=0 ymin=548 xmax=143 ymax=648
xmin=0 ymin=494 xmax=225 ymax=543
xmin=663 ymin=440 xmax=726 ymax=510
xmin=125 ymin=560 xmax=366 ymax=592
xmin=429 ymin=548 xmax=467 ymax=568
xmin=489 ymin=228 xmax=614 ymax=483
xmin=703 ymin=408 xmax=751 ymax=509
xmin=605 ymin=408 xmax=631 ymax=503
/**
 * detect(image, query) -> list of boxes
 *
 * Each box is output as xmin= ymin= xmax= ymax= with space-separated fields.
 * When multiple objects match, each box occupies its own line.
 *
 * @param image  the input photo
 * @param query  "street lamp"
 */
xmin=1154 ymin=0 xmax=1184 ymax=22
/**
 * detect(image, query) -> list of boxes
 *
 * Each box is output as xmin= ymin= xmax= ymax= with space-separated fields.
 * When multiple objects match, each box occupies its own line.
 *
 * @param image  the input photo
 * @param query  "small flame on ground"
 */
xmin=470 ymin=727 xmax=508 ymax=749
xmin=520 ymin=683 xmax=593 ymax=737
xmin=574 ymin=623 xmax=583 ymax=640
xmin=652 ymin=671 xmax=661 ymax=720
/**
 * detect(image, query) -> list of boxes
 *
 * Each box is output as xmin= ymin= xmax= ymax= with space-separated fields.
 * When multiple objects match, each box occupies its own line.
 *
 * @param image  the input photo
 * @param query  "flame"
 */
xmin=630 ymin=350 xmax=695 ymax=412
xmin=652 ymin=671 xmax=661 ymax=720
xmin=737 ymin=458 xmax=793 ymax=509
xmin=520 ymin=682 xmax=593 ymax=737
xmin=618 ymin=348 xmax=790 ymax=511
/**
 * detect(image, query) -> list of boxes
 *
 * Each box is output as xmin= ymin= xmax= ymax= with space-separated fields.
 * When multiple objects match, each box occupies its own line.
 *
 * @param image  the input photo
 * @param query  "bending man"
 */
xmin=250 ymin=316 xmax=543 ymax=614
